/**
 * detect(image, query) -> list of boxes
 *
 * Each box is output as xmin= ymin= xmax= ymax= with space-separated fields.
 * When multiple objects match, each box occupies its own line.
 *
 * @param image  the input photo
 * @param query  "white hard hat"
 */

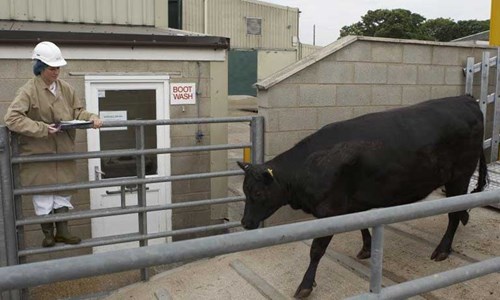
xmin=32 ymin=41 xmax=67 ymax=67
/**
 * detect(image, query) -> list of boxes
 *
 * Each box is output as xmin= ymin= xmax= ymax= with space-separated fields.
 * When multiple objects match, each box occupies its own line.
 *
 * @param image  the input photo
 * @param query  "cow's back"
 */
xmin=304 ymin=95 xmax=481 ymax=151
xmin=270 ymin=95 xmax=484 ymax=212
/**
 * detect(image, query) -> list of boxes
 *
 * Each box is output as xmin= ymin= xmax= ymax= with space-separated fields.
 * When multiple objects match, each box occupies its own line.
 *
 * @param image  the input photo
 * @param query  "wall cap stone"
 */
xmin=255 ymin=35 xmax=495 ymax=91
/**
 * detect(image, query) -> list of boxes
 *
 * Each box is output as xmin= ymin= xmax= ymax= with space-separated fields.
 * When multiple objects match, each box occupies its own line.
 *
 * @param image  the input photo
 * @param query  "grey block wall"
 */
xmin=257 ymin=38 xmax=497 ymax=227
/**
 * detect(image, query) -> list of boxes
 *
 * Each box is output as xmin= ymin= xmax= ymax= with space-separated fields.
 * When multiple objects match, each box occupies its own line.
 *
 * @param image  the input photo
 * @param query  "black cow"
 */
xmin=237 ymin=95 xmax=488 ymax=298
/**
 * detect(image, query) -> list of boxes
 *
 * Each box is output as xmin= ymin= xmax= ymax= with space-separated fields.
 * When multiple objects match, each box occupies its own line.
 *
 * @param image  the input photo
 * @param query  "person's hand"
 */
xmin=48 ymin=124 xmax=61 ymax=134
xmin=92 ymin=118 xmax=103 ymax=129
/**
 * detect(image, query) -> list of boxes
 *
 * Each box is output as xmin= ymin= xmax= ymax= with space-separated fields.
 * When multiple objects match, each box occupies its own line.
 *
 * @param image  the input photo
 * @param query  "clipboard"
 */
xmin=56 ymin=120 xmax=94 ymax=130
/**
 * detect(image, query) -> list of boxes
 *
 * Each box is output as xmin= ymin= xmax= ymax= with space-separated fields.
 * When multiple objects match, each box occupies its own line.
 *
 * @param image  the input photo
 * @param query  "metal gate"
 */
xmin=0 ymin=116 xmax=264 ymax=300
xmin=465 ymin=49 xmax=500 ymax=209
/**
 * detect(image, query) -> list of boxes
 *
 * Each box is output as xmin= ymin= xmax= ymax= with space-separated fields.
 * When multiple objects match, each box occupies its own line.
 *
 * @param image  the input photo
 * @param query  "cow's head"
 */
xmin=237 ymin=161 xmax=286 ymax=229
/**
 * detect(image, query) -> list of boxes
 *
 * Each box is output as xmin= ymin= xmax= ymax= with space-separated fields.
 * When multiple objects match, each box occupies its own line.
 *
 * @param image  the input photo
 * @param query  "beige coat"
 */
xmin=4 ymin=76 xmax=98 ymax=194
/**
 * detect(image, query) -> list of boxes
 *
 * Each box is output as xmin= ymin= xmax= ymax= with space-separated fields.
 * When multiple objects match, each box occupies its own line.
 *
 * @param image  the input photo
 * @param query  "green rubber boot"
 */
xmin=41 ymin=222 xmax=55 ymax=247
xmin=54 ymin=207 xmax=81 ymax=245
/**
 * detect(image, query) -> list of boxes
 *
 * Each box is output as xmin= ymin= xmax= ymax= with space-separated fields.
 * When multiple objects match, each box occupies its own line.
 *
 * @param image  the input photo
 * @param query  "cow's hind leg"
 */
xmin=294 ymin=235 xmax=333 ymax=299
xmin=356 ymin=229 xmax=371 ymax=259
xmin=431 ymin=178 xmax=470 ymax=261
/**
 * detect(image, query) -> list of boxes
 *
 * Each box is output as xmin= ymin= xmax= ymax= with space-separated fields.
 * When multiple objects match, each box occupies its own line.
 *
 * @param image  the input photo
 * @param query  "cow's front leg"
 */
xmin=294 ymin=235 xmax=333 ymax=298
xmin=356 ymin=229 xmax=371 ymax=259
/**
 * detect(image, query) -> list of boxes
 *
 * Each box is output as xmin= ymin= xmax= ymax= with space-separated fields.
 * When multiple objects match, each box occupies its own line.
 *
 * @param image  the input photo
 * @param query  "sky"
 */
xmin=262 ymin=0 xmax=493 ymax=46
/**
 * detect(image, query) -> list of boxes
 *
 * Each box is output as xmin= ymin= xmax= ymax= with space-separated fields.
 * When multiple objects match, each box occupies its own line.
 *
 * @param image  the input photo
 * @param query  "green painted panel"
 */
xmin=228 ymin=50 xmax=257 ymax=96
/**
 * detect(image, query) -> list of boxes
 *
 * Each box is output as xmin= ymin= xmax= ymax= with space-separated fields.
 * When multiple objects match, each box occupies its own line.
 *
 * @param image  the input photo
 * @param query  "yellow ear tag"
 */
xmin=267 ymin=168 xmax=274 ymax=177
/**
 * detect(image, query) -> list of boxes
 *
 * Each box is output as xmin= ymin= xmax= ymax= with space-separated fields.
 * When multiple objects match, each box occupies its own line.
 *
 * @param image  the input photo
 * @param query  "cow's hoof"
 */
xmin=431 ymin=250 xmax=450 ymax=261
xmin=294 ymin=287 xmax=312 ymax=299
xmin=356 ymin=248 xmax=371 ymax=259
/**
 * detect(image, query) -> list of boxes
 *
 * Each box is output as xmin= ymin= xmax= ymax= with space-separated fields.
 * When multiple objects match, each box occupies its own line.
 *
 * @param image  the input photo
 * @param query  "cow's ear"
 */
xmin=237 ymin=161 xmax=251 ymax=172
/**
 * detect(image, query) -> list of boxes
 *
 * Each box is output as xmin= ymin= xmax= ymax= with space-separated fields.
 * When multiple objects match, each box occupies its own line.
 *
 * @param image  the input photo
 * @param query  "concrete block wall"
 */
xmin=0 ymin=58 xmax=220 ymax=257
xmin=257 ymin=38 xmax=497 ymax=226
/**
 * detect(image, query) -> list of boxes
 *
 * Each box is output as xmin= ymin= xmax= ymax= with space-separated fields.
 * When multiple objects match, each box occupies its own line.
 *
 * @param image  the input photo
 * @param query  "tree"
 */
xmin=340 ymin=9 xmax=426 ymax=39
xmin=455 ymin=20 xmax=490 ymax=38
xmin=420 ymin=18 xmax=489 ymax=41
xmin=420 ymin=18 xmax=457 ymax=41
xmin=339 ymin=9 xmax=489 ymax=42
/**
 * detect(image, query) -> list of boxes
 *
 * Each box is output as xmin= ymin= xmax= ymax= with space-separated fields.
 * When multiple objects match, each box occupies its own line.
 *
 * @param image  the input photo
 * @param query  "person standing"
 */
xmin=4 ymin=41 xmax=103 ymax=247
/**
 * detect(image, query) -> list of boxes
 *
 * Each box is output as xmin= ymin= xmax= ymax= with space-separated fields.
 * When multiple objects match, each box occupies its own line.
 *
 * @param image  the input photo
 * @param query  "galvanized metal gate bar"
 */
xmin=479 ymin=52 xmax=490 ymax=123
xmin=13 ymin=169 xmax=244 ymax=195
xmin=0 ymin=127 xmax=20 ymax=300
xmin=0 ymin=189 xmax=498 ymax=292
xmin=250 ymin=115 xmax=265 ymax=164
xmin=465 ymin=50 xmax=500 ymax=162
xmin=492 ymin=48 xmax=500 ymax=161
xmin=16 ymin=195 xmax=245 ymax=226
xmin=369 ymin=225 xmax=384 ymax=294
xmin=349 ymin=257 xmax=500 ymax=300
xmin=135 ymin=125 xmax=148 ymax=280
xmin=465 ymin=57 xmax=475 ymax=96
xmin=10 ymin=143 xmax=252 ymax=163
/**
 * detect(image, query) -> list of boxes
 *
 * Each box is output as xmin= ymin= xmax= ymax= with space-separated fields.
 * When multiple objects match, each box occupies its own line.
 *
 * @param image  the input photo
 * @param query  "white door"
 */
xmin=85 ymin=75 xmax=171 ymax=253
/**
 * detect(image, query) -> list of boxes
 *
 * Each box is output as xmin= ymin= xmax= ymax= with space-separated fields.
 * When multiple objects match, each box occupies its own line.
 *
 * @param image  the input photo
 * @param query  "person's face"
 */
xmin=40 ymin=66 xmax=60 ymax=85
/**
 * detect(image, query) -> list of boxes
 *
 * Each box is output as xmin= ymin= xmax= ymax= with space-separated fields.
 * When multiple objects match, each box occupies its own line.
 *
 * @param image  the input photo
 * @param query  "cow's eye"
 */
xmin=254 ymin=191 xmax=263 ymax=198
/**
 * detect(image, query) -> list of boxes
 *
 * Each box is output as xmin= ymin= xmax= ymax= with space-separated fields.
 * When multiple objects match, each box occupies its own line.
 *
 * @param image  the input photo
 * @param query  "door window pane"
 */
xmin=98 ymin=90 xmax=157 ymax=178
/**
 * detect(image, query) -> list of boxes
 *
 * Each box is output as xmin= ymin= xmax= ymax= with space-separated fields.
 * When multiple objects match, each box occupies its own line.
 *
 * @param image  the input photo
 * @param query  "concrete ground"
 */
xmin=102 ymin=97 xmax=500 ymax=300
xmin=103 ymin=205 xmax=499 ymax=300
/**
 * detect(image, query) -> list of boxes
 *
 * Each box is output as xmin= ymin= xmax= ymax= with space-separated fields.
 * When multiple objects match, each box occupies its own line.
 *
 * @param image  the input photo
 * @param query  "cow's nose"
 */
xmin=241 ymin=219 xmax=259 ymax=230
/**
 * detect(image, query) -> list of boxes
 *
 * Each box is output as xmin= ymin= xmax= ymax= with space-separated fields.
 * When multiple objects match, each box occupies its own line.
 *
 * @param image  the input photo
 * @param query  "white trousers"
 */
xmin=32 ymin=195 xmax=73 ymax=216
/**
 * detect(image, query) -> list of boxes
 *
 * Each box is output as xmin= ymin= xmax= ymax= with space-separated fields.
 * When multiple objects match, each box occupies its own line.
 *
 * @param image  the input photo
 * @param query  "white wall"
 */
xmin=257 ymin=50 xmax=296 ymax=81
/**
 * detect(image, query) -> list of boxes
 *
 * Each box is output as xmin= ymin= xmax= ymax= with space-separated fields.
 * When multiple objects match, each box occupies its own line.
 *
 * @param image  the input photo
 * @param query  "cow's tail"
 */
xmin=472 ymin=150 xmax=488 ymax=193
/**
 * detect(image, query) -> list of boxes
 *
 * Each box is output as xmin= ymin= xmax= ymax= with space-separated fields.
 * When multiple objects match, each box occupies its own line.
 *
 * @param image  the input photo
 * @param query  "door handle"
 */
xmin=95 ymin=166 xmax=105 ymax=180
xmin=105 ymin=186 xmax=149 ymax=195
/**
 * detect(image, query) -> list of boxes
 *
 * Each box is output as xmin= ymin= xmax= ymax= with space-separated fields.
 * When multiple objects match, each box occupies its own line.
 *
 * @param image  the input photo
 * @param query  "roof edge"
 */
xmin=0 ymin=30 xmax=230 ymax=49
xmin=243 ymin=0 xmax=299 ymax=12
xmin=452 ymin=30 xmax=490 ymax=42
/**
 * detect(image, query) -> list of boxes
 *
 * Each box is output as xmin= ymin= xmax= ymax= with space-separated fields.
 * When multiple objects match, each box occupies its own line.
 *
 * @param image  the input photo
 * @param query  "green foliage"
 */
xmin=420 ymin=18 xmax=457 ymax=41
xmin=455 ymin=20 xmax=490 ymax=38
xmin=339 ymin=9 xmax=490 ymax=42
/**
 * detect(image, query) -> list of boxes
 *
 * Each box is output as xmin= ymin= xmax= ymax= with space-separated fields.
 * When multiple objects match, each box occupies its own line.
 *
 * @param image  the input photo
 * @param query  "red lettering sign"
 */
xmin=170 ymin=83 xmax=196 ymax=105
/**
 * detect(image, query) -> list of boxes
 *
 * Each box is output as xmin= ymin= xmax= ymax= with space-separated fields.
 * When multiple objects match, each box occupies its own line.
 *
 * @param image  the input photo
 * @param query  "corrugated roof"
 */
xmin=255 ymin=35 xmax=495 ymax=90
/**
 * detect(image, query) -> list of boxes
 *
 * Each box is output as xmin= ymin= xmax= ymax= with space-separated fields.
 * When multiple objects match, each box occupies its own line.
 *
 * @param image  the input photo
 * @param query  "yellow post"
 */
xmin=491 ymin=0 xmax=500 ymax=46
xmin=243 ymin=147 xmax=252 ymax=163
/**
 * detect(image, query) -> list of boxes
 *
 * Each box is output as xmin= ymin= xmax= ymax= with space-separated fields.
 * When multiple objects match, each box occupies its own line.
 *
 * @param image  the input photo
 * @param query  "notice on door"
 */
xmin=100 ymin=110 xmax=127 ymax=131
xmin=170 ymin=83 xmax=196 ymax=105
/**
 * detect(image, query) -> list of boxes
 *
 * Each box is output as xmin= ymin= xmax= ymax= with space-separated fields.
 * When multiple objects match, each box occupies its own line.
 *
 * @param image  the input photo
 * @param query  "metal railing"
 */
xmin=0 ymin=188 xmax=498 ymax=298
xmin=0 ymin=116 xmax=264 ymax=299
xmin=465 ymin=49 xmax=500 ymax=161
